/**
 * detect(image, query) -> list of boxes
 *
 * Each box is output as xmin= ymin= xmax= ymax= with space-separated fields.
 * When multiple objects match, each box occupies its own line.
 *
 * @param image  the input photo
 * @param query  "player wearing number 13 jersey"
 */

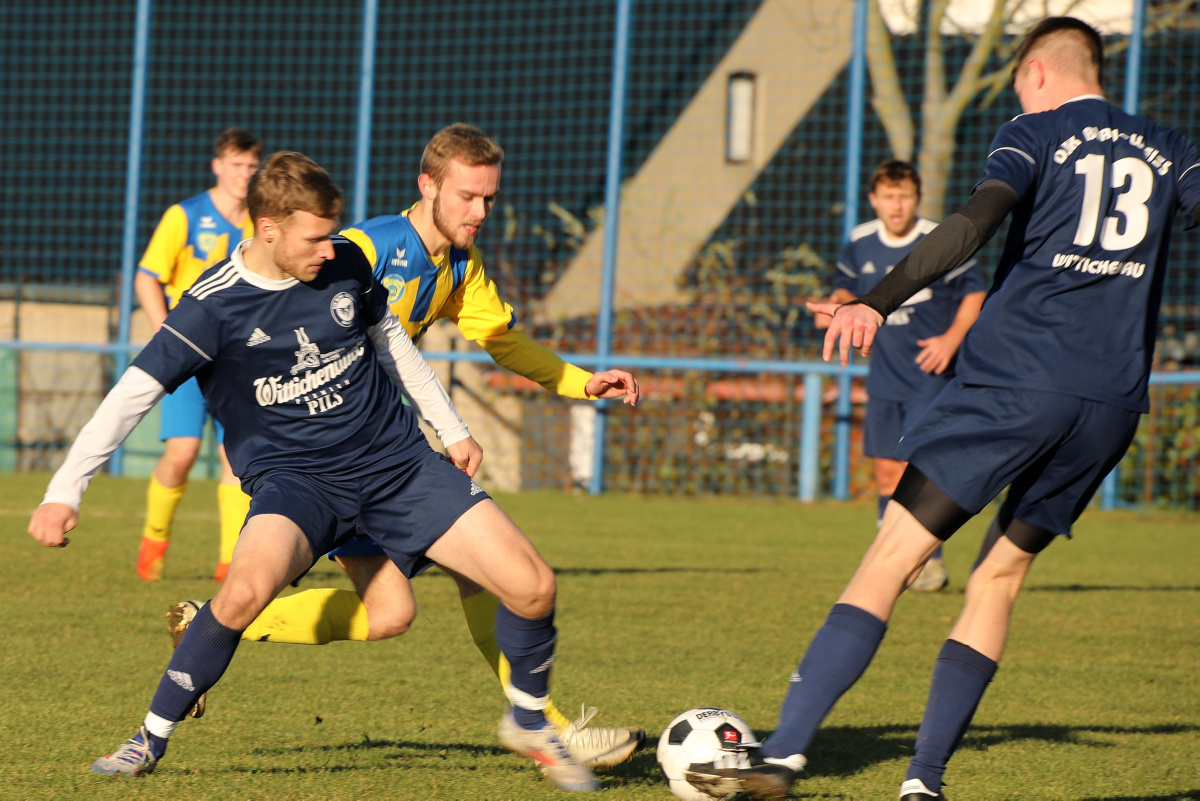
xmin=685 ymin=18 xmax=1200 ymax=800
xmin=954 ymin=85 xmax=1198 ymax=413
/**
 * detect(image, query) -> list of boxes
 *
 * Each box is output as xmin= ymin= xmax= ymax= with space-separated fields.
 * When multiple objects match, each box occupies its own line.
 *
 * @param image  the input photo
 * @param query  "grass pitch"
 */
xmin=1 ymin=473 xmax=1197 ymax=799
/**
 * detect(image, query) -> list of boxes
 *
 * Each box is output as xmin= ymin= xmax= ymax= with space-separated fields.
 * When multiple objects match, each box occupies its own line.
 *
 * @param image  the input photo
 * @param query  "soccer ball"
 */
xmin=656 ymin=707 xmax=758 ymax=800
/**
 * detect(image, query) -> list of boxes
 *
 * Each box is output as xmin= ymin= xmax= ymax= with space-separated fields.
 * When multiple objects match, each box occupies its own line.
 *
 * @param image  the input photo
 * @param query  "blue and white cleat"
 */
xmin=90 ymin=726 xmax=158 ymax=776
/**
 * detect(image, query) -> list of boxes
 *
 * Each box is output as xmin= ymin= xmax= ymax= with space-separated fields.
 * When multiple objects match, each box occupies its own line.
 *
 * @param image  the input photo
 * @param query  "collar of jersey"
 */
xmin=876 ymin=218 xmax=927 ymax=249
xmin=229 ymin=239 xmax=300 ymax=291
xmin=1063 ymin=93 xmax=1106 ymax=105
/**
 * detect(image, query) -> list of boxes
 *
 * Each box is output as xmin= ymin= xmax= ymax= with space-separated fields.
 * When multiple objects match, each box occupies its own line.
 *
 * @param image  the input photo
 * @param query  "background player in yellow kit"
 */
xmin=169 ymin=123 xmax=645 ymax=769
xmin=134 ymin=128 xmax=261 ymax=582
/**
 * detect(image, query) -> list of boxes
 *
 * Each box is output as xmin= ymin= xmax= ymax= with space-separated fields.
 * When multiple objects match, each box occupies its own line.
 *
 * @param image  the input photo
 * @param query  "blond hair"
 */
xmin=248 ymin=152 xmax=344 ymax=227
xmin=420 ymin=123 xmax=504 ymax=185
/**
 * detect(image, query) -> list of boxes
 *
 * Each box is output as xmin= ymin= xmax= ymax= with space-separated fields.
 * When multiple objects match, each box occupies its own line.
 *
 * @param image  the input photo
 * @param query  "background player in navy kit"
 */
xmin=175 ymin=123 xmax=644 ymax=769
xmin=821 ymin=160 xmax=985 ymax=592
xmin=686 ymin=17 xmax=1200 ymax=800
xmin=27 ymin=152 xmax=603 ymax=793
xmin=134 ymin=128 xmax=261 ymax=583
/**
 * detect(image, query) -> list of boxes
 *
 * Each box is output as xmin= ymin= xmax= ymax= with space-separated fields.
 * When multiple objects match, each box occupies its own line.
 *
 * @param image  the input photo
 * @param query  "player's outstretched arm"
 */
xmin=31 ymin=366 xmax=167 ymax=545
xmin=813 ymin=180 xmax=1017 ymax=364
xmin=480 ymin=330 xmax=640 ymax=404
xmin=368 ymin=312 xmax=473 ymax=449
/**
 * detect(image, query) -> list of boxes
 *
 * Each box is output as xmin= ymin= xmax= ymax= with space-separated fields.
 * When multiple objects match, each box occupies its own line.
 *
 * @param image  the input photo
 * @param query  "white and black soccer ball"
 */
xmin=656 ymin=707 xmax=759 ymax=800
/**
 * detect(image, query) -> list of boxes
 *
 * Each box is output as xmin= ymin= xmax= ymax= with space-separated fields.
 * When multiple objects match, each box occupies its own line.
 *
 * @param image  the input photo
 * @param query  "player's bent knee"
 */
xmin=365 ymin=607 xmax=413 ymax=640
xmin=893 ymin=465 xmax=973 ymax=541
xmin=996 ymin=504 xmax=1058 ymax=555
xmin=210 ymin=579 xmax=276 ymax=629
xmin=502 ymin=564 xmax=556 ymax=619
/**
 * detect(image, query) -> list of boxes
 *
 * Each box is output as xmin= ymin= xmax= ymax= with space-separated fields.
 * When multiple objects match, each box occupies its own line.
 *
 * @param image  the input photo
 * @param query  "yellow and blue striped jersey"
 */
xmin=139 ymin=191 xmax=253 ymax=309
xmin=341 ymin=205 xmax=594 ymax=399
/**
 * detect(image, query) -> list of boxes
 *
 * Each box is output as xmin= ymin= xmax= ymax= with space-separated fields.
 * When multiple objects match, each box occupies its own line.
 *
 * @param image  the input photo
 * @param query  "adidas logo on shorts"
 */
xmin=470 ymin=481 xmax=485 ymax=496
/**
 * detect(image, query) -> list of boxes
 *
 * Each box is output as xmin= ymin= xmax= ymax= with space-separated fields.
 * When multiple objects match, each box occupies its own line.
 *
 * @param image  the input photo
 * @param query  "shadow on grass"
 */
xmin=1080 ymin=794 xmax=1199 ymax=801
xmin=672 ymin=722 xmax=1200 ymax=783
xmin=1027 ymin=584 xmax=1200 ymax=593
xmin=249 ymin=737 xmax=507 ymax=759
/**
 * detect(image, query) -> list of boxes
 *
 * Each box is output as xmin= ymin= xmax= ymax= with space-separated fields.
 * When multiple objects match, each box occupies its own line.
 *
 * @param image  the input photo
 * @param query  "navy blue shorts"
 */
xmin=894 ymin=380 xmax=1139 ymax=537
xmin=244 ymin=447 xmax=490 ymax=578
xmin=862 ymin=395 xmax=938 ymax=459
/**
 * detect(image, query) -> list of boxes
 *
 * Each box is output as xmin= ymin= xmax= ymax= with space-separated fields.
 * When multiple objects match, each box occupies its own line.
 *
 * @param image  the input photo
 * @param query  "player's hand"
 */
xmin=447 ymin=436 xmax=483 ymax=478
xmin=809 ymin=296 xmax=837 ymax=330
xmin=585 ymin=369 xmax=640 ymax=406
xmin=915 ymin=334 xmax=959 ymax=375
xmin=28 ymin=503 xmax=77 ymax=548
xmin=807 ymin=300 xmax=884 ymax=365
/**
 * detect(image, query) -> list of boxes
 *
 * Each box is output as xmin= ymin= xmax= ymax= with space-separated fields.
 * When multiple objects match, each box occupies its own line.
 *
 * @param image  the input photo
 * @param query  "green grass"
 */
xmin=1 ymin=472 xmax=1197 ymax=799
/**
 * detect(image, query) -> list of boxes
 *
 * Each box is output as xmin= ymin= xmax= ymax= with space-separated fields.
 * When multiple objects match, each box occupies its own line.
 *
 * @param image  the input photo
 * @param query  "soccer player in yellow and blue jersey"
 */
xmin=169 ymin=123 xmax=645 ymax=769
xmin=134 ymin=128 xmax=261 ymax=582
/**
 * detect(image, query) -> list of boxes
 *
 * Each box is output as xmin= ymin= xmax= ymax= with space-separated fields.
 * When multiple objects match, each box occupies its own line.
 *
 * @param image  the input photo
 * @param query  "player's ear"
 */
xmin=258 ymin=217 xmax=277 ymax=243
xmin=417 ymin=173 xmax=438 ymax=201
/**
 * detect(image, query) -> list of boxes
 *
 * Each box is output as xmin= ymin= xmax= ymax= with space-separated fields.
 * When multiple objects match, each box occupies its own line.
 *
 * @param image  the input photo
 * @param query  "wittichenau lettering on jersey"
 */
xmin=253 ymin=327 xmax=365 ymax=414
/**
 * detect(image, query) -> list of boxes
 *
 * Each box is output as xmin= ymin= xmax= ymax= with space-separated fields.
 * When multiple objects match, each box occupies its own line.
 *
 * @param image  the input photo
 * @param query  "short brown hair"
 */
xmin=214 ymin=127 xmax=263 ymax=159
xmin=1012 ymin=17 xmax=1104 ymax=87
xmin=248 ymin=152 xmax=344 ymax=227
xmin=420 ymin=123 xmax=504 ymax=185
xmin=869 ymin=159 xmax=921 ymax=195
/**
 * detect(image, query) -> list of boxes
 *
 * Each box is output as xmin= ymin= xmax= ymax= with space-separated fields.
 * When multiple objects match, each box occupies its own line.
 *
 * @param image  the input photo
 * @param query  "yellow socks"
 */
xmin=216 ymin=483 xmax=251 ymax=568
xmin=461 ymin=591 xmax=502 ymax=677
xmin=470 ymin=591 xmax=571 ymax=732
xmin=143 ymin=476 xmax=186 ymax=544
xmin=138 ymin=477 xmax=186 ymax=581
xmin=241 ymin=589 xmax=370 ymax=644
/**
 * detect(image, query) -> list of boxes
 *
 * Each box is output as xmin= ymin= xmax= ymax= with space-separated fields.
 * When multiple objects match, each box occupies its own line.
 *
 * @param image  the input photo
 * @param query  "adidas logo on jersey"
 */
xmin=861 ymin=261 xmax=876 ymax=274
xmin=390 ymin=247 xmax=408 ymax=268
xmin=168 ymin=670 xmax=196 ymax=691
xmin=247 ymin=328 xmax=272 ymax=346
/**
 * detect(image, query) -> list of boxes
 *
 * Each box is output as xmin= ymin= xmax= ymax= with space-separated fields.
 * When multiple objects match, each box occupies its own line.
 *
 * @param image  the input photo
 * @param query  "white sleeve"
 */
xmin=368 ymin=313 xmax=471 ymax=447
xmin=42 ymin=366 xmax=167 ymax=510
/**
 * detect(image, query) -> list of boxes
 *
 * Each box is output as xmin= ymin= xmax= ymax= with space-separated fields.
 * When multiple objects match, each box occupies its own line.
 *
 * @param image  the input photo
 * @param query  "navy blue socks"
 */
xmin=148 ymin=604 xmax=243 ymax=729
xmin=763 ymin=603 xmax=887 ymax=759
xmin=495 ymin=604 xmax=557 ymax=729
xmin=906 ymin=639 xmax=998 ymax=793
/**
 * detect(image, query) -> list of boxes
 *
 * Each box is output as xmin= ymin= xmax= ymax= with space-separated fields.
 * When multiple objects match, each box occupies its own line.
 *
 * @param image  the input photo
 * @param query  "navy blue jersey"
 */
xmin=836 ymin=218 xmax=986 ymax=400
xmin=959 ymin=96 xmax=1200 ymax=412
xmin=132 ymin=238 xmax=427 ymax=480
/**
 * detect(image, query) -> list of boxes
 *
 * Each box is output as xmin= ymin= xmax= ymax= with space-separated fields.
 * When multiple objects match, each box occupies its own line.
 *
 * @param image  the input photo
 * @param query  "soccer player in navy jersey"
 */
xmin=134 ymin=128 xmax=261 ymax=583
xmin=164 ymin=123 xmax=645 ymax=769
xmin=686 ymin=17 xmax=1200 ymax=800
xmin=822 ymin=160 xmax=986 ymax=592
xmin=28 ymin=152 xmax=601 ymax=792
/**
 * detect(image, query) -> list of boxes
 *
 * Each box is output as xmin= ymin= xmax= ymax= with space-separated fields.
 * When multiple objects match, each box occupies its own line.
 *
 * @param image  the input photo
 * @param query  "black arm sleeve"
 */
xmin=846 ymin=179 xmax=1020 ymax=321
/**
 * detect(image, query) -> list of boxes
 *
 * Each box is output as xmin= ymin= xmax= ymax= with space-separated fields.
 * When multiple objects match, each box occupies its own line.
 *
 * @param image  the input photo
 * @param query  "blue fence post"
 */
xmin=588 ymin=0 xmax=634 ymax=496
xmin=352 ymin=0 xmax=379 ymax=224
xmin=1101 ymin=0 xmax=1145 ymax=511
xmin=799 ymin=372 xmax=824 ymax=502
xmin=112 ymin=0 xmax=153 ymax=477
xmin=833 ymin=0 xmax=869 ymax=500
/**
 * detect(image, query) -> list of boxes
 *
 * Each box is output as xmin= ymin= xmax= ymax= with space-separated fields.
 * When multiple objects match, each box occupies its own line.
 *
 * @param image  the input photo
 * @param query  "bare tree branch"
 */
xmin=867 ymin=0 xmax=915 ymax=160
